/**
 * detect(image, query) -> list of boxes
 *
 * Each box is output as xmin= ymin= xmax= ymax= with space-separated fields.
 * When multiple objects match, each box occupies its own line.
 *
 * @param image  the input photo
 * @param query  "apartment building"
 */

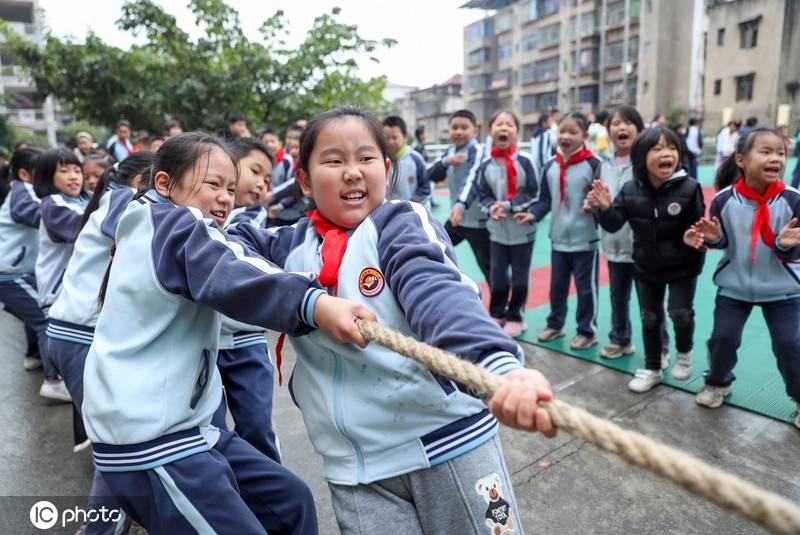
xmin=390 ymin=74 xmax=465 ymax=144
xmin=462 ymin=0 xmax=705 ymax=136
xmin=0 ymin=0 xmax=57 ymax=146
xmin=704 ymin=0 xmax=800 ymax=130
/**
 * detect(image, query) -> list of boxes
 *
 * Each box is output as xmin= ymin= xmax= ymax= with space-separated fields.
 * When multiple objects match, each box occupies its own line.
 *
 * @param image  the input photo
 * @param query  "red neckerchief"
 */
xmin=275 ymin=148 xmax=285 ymax=164
xmin=555 ymin=146 xmax=594 ymax=206
xmin=490 ymin=144 xmax=517 ymax=200
xmin=733 ymin=178 xmax=786 ymax=263
xmin=292 ymin=159 xmax=300 ymax=174
xmin=276 ymin=209 xmax=349 ymax=385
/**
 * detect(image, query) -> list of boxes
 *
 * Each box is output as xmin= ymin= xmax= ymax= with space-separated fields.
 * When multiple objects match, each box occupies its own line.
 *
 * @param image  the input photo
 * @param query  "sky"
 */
xmin=37 ymin=0 xmax=486 ymax=89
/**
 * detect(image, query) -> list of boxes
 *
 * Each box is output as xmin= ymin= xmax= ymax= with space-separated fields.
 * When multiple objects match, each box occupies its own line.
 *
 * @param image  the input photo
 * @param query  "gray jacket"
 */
xmin=599 ymin=154 xmax=634 ymax=263
xmin=477 ymin=152 xmax=538 ymax=245
xmin=427 ymin=139 xmax=487 ymax=229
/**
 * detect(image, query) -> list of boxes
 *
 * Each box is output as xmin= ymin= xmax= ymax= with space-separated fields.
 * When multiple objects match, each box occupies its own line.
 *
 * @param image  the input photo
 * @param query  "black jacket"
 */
xmin=597 ymin=170 xmax=705 ymax=284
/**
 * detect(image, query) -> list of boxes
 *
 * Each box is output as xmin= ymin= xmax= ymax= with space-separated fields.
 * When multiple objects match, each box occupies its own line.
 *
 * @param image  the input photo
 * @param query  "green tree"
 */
xmin=1 ymin=1 xmax=394 ymax=134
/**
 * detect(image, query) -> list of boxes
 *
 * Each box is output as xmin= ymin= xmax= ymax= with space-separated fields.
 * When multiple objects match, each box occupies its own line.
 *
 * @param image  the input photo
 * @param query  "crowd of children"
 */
xmin=0 ymin=101 xmax=798 ymax=533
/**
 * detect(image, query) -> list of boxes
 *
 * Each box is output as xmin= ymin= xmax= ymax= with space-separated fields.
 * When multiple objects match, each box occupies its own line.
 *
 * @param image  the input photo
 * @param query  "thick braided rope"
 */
xmin=356 ymin=319 xmax=800 ymax=535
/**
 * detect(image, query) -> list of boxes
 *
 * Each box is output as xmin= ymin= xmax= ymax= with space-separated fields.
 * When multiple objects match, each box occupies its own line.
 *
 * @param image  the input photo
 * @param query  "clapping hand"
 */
xmin=490 ymin=202 xmax=507 ymax=220
xmin=589 ymin=180 xmax=612 ymax=211
xmin=683 ymin=217 xmax=721 ymax=249
xmin=778 ymin=218 xmax=800 ymax=248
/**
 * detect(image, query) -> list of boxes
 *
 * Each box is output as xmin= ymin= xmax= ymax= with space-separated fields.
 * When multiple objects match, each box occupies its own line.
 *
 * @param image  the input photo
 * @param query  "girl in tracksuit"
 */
xmin=530 ymin=112 xmax=602 ymax=350
xmin=81 ymin=132 xmax=371 ymax=535
xmin=596 ymin=106 xmax=670 ymax=363
xmin=230 ymin=106 xmax=557 ymax=534
xmin=47 ymin=151 xmax=154 ymax=535
xmin=591 ymin=126 xmax=705 ymax=393
xmin=477 ymin=110 xmax=538 ymax=338
xmin=684 ymin=128 xmax=800 ymax=427
xmin=268 ymin=124 xmax=307 ymax=226
xmin=0 ymin=148 xmax=44 ymax=370
xmin=33 ymin=148 xmax=90 ymax=402
xmin=213 ymin=138 xmax=282 ymax=462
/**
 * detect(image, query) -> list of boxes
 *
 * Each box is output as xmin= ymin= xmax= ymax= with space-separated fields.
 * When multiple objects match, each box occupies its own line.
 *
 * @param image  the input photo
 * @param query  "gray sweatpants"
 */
xmin=328 ymin=435 xmax=523 ymax=535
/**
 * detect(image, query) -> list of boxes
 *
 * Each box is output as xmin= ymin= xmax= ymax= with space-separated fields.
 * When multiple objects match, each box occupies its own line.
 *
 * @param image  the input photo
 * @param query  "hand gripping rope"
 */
xmin=355 ymin=319 xmax=800 ymax=535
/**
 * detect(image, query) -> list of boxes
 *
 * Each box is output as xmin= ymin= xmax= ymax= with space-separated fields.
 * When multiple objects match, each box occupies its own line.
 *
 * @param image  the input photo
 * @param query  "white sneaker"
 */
xmin=671 ymin=351 xmax=693 ymax=380
xmin=73 ymin=438 xmax=92 ymax=453
xmin=23 ymin=356 xmax=42 ymax=370
xmin=695 ymin=384 xmax=731 ymax=408
xmin=600 ymin=343 xmax=635 ymax=359
xmin=628 ymin=369 xmax=662 ymax=393
xmin=39 ymin=380 xmax=72 ymax=403
xmin=661 ymin=351 xmax=669 ymax=370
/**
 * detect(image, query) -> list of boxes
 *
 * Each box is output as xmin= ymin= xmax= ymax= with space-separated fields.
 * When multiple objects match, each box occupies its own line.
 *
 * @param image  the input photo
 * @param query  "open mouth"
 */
xmin=210 ymin=209 xmax=226 ymax=220
xmin=341 ymin=190 xmax=366 ymax=201
xmin=617 ymin=132 xmax=630 ymax=141
xmin=764 ymin=165 xmax=782 ymax=175
xmin=497 ymin=134 xmax=510 ymax=143
xmin=658 ymin=160 xmax=675 ymax=171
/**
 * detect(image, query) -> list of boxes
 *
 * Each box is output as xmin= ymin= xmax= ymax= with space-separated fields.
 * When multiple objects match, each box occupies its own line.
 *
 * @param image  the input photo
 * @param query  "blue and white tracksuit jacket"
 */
xmin=220 ymin=203 xmax=271 ymax=350
xmin=427 ymin=139 xmax=487 ymax=229
xmin=35 ymin=192 xmax=89 ymax=309
xmin=82 ymin=190 xmax=323 ymax=472
xmin=270 ymin=155 xmax=306 ymax=223
xmin=0 ymin=180 xmax=40 ymax=276
xmin=599 ymin=154 xmax=634 ymax=263
xmin=707 ymin=185 xmax=800 ymax=302
xmin=47 ymin=185 xmax=134 ymax=344
xmin=530 ymin=155 xmax=602 ymax=252
xmin=229 ymin=200 xmax=525 ymax=485
xmin=477 ymin=151 xmax=539 ymax=246
xmin=389 ymin=147 xmax=431 ymax=207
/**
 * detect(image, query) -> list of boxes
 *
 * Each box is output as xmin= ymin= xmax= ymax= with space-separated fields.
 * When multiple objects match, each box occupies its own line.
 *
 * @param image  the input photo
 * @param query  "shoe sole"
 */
xmin=23 ymin=361 xmax=42 ymax=371
xmin=537 ymin=331 xmax=565 ymax=342
xmin=571 ymin=338 xmax=598 ymax=350
xmin=671 ymin=368 xmax=692 ymax=380
xmin=695 ymin=388 xmax=731 ymax=409
xmin=628 ymin=381 xmax=662 ymax=393
xmin=39 ymin=391 xmax=72 ymax=403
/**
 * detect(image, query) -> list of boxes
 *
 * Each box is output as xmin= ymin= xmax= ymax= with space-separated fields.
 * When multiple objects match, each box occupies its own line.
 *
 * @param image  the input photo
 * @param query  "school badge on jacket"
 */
xmin=476 ymin=473 xmax=516 ymax=534
xmin=358 ymin=267 xmax=384 ymax=297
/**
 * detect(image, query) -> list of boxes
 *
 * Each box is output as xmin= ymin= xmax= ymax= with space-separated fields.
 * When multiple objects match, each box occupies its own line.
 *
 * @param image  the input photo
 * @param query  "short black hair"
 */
xmin=229 ymin=113 xmax=246 ymax=124
xmin=594 ymin=110 xmax=609 ymax=125
xmin=688 ymin=117 xmax=699 ymax=126
xmin=382 ymin=115 xmax=408 ymax=136
xmin=746 ymin=116 xmax=758 ymax=127
xmin=631 ymin=126 xmax=684 ymax=183
xmin=287 ymin=124 xmax=304 ymax=135
xmin=449 ymin=109 xmax=477 ymax=127
xmin=229 ymin=137 xmax=275 ymax=166
xmin=34 ymin=148 xmax=83 ymax=198
xmin=536 ymin=113 xmax=550 ymax=128
xmin=165 ymin=120 xmax=181 ymax=130
xmin=116 ymin=119 xmax=131 ymax=129
xmin=414 ymin=126 xmax=425 ymax=140
xmin=5 ymin=147 xmax=40 ymax=182
xmin=609 ymin=105 xmax=645 ymax=132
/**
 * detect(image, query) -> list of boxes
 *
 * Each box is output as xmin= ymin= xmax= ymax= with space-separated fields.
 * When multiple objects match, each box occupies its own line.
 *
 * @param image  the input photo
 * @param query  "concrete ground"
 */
xmin=1 ymin=308 xmax=798 ymax=534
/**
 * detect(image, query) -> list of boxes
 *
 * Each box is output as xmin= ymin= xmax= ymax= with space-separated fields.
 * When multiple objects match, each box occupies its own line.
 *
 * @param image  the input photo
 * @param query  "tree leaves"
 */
xmin=0 ymin=1 xmax=392 ymax=133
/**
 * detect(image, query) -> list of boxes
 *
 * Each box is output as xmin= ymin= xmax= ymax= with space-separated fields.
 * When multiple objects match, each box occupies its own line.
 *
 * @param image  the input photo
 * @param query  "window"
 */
xmin=646 ymin=0 xmax=652 ymax=13
xmin=606 ymin=37 xmax=639 ymax=67
xmin=495 ymin=11 xmax=513 ymax=34
xmin=570 ymin=48 xmax=599 ymax=75
xmin=539 ymin=0 xmax=560 ymax=17
xmin=492 ymin=69 xmax=512 ymax=89
xmin=466 ymin=19 xmax=492 ymax=40
xmin=531 ymin=57 xmax=560 ymax=82
xmin=713 ymin=79 xmax=721 ymax=95
xmin=717 ymin=28 xmax=725 ymax=45
xmin=537 ymin=91 xmax=558 ymax=110
xmin=468 ymin=74 xmax=492 ymax=92
xmin=578 ymin=85 xmax=598 ymax=104
xmin=739 ymin=18 xmax=759 ymax=49
xmin=468 ymin=47 xmax=492 ymax=67
xmin=568 ymin=12 xmax=597 ymax=38
xmin=498 ymin=43 xmax=513 ymax=60
xmin=522 ymin=32 xmax=538 ymax=52
xmin=522 ymin=94 xmax=539 ymax=113
xmin=607 ymin=0 xmax=640 ymax=26
xmin=735 ymin=73 xmax=754 ymax=101
xmin=539 ymin=23 xmax=561 ymax=49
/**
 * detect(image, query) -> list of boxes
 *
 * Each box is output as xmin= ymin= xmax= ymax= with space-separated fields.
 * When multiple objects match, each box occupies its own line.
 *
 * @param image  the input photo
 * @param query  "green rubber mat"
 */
xmin=431 ymin=158 xmax=799 ymax=425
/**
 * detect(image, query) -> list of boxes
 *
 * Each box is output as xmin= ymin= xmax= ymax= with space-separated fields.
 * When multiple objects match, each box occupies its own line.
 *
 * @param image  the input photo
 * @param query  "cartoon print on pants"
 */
xmin=475 ymin=472 xmax=515 ymax=535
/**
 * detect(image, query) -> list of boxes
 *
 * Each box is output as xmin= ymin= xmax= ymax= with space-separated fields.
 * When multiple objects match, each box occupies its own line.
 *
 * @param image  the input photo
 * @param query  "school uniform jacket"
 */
xmin=476 ymin=151 xmax=538 ymax=246
xmin=388 ymin=147 xmax=430 ymax=205
xmin=82 ymin=190 xmax=323 ymax=472
xmin=427 ymin=139 xmax=487 ymax=229
xmin=0 ymin=180 xmax=40 ymax=276
xmin=35 ymin=192 xmax=88 ymax=308
xmin=599 ymin=154 xmax=634 ymax=263
xmin=219 ymin=203 xmax=271 ymax=350
xmin=47 ymin=185 xmax=134 ymax=344
xmin=707 ymin=185 xmax=800 ymax=302
xmin=530 ymin=155 xmax=602 ymax=252
xmin=270 ymin=155 xmax=306 ymax=222
xmin=229 ymin=200 xmax=525 ymax=486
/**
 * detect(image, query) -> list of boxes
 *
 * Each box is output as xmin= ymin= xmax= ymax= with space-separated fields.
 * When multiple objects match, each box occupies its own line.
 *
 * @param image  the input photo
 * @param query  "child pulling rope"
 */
xmin=356 ymin=319 xmax=800 ymax=535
